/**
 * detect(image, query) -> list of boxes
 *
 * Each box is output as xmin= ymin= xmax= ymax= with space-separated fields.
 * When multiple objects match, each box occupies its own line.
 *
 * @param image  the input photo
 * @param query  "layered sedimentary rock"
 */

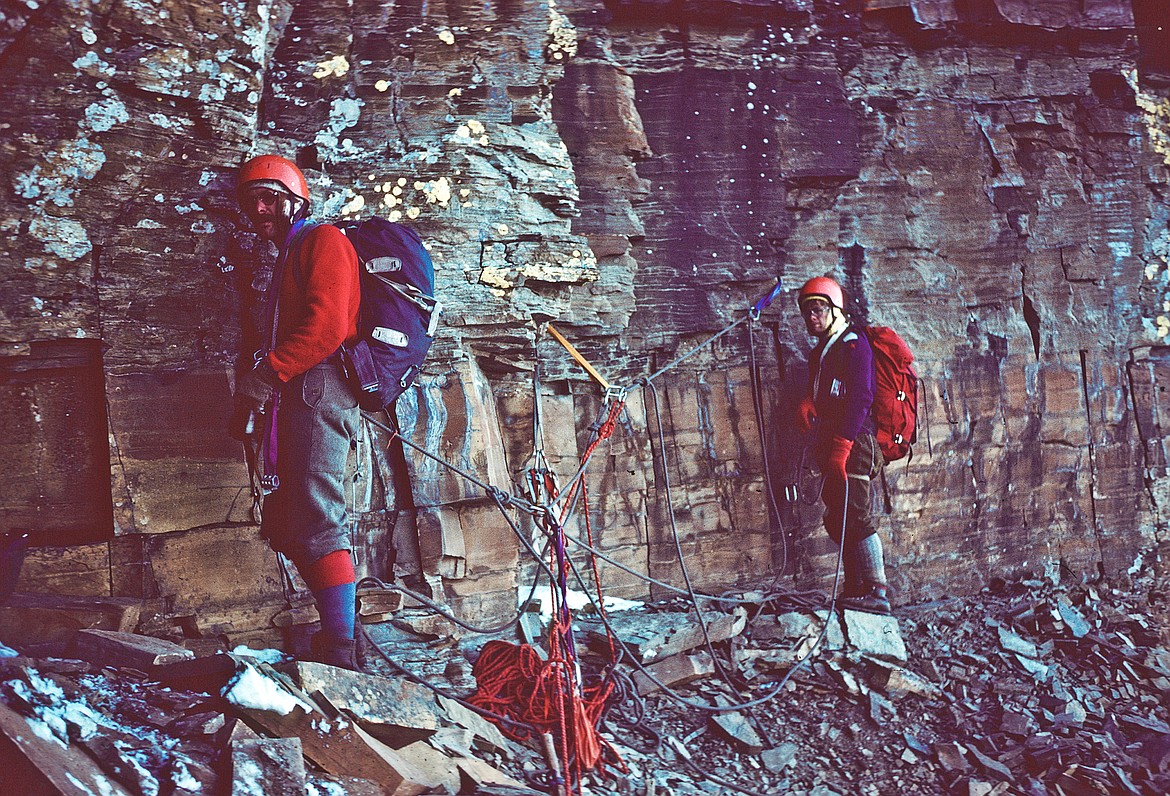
xmin=1 ymin=0 xmax=1168 ymax=641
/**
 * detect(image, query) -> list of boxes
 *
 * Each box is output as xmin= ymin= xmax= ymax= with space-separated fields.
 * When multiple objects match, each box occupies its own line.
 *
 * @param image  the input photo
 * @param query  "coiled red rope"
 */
xmin=468 ymin=638 xmax=622 ymax=792
xmin=469 ymin=399 xmax=628 ymax=794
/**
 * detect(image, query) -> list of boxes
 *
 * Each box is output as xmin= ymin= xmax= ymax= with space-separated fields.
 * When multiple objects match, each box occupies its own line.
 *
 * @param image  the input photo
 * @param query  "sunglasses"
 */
xmin=801 ymin=302 xmax=832 ymax=318
xmin=244 ymin=188 xmax=285 ymax=207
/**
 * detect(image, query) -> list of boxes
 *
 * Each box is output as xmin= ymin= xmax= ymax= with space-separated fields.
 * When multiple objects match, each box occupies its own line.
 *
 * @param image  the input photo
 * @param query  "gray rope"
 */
xmin=642 ymin=313 xmax=751 ymax=386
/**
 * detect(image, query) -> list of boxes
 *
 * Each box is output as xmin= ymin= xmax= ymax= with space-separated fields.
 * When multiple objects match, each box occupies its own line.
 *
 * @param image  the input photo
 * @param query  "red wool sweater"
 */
xmin=267 ymin=224 xmax=360 ymax=382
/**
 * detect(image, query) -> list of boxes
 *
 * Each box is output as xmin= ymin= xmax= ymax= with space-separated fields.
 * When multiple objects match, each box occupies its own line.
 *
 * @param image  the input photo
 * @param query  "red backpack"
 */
xmin=862 ymin=326 xmax=919 ymax=462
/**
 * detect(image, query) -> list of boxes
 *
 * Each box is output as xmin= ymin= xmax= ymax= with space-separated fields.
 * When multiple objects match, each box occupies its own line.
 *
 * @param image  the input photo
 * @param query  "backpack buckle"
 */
xmin=426 ymin=300 xmax=443 ymax=337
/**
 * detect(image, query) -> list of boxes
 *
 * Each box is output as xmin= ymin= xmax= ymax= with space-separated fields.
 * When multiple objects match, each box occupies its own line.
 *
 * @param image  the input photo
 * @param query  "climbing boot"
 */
xmin=841 ymin=583 xmax=891 ymax=615
xmin=309 ymin=631 xmax=361 ymax=671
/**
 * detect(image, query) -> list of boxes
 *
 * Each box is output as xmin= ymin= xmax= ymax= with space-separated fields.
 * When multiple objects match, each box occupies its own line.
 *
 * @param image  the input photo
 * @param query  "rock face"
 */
xmin=1 ymin=1 xmax=1169 ymax=640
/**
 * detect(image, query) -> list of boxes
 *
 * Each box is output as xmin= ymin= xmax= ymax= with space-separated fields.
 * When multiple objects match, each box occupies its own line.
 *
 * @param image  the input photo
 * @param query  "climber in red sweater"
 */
xmin=230 ymin=154 xmax=364 ymax=669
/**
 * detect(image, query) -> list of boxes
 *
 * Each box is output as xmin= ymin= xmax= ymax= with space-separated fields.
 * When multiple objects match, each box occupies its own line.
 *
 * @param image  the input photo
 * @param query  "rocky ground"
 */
xmin=606 ymin=572 xmax=1170 ymax=796
xmin=3 ymin=554 xmax=1170 ymax=795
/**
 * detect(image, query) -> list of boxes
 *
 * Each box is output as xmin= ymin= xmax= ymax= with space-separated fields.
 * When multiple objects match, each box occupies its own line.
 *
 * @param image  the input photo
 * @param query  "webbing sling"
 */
xmin=256 ymin=220 xmax=315 ymax=494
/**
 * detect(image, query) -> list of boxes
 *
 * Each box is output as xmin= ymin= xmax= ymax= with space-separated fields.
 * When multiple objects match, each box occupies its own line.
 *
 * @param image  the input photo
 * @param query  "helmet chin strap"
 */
xmin=279 ymin=195 xmax=309 ymax=223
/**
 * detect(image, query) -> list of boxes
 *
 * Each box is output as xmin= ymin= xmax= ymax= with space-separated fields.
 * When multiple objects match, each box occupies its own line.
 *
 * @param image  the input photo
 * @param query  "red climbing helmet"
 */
xmin=797 ymin=276 xmax=845 ymax=310
xmin=236 ymin=155 xmax=310 ymax=204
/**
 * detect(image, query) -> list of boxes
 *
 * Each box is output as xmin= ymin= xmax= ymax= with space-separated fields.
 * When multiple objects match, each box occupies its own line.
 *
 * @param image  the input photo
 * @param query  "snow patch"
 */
xmin=527 ymin=585 xmax=644 ymax=622
xmin=230 ymin=645 xmax=291 ymax=665
xmin=223 ymin=662 xmax=315 ymax=716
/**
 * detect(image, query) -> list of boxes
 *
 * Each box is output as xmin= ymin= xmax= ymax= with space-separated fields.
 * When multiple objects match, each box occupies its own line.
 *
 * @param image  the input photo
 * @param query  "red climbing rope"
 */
xmin=470 ymin=398 xmax=629 ymax=795
xmin=556 ymin=399 xmax=625 ymax=525
xmin=467 ymin=639 xmax=623 ymax=793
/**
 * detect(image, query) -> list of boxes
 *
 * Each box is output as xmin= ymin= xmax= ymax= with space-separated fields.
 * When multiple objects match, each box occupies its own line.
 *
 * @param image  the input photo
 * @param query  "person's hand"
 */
xmin=230 ymin=359 xmax=278 ymax=440
xmin=826 ymin=436 xmax=853 ymax=482
xmin=796 ymin=396 xmax=817 ymax=433
xmin=234 ymin=359 xmax=279 ymax=411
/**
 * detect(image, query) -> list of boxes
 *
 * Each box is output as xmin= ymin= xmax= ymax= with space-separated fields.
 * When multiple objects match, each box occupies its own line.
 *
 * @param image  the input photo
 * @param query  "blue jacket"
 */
xmin=807 ymin=324 xmax=876 ymax=443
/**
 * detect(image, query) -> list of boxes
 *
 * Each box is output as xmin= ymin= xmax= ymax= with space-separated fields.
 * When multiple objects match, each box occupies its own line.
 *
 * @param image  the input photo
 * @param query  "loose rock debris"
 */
xmin=3 ymin=570 xmax=1170 ymax=795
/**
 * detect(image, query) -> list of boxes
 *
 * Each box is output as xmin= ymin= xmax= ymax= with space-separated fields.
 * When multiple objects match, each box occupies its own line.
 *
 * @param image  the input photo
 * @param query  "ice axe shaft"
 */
xmin=546 ymin=323 xmax=612 ymax=391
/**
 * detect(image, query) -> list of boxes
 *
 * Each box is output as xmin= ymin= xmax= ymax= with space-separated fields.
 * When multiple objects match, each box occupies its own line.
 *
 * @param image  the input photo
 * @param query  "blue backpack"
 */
xmin=292 ymin=218 xmax=441 ymax=411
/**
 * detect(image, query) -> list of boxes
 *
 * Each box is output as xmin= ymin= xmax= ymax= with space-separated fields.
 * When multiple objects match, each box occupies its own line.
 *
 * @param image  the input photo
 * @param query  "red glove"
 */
xmin=825 ymin=436 xmax=853 ymax=482
xmin=796 ymin=396 xmax=817 ymax=433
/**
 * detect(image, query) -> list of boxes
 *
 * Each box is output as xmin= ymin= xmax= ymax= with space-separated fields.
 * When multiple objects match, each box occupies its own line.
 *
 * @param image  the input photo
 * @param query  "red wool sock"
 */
xmin=301 ymin=549 xmax=356 ymax=592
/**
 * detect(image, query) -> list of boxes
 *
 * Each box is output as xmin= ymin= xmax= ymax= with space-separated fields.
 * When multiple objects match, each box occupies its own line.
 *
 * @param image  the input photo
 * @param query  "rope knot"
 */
xmin=488 ymin=486 xmax=513 ymax=508
xmin=595 ymin=401 xmax=624 ymax=442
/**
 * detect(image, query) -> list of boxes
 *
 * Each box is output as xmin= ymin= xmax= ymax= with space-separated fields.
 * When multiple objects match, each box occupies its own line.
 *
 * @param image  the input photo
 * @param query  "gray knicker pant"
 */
xmin=260 ymin=356 xmax=360 ymax=565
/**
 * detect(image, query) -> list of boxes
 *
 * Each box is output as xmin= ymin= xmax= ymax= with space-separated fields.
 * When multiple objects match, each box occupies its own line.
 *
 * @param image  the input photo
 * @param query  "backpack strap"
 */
xmin=812 ymin=323 xmax=850 ymax=401
xmin=331 ymin=223 xmax=442 ymax=334
xmin=282 ymin=221 xmax=323 ymax=290
xmin=857 ymin=324 xmax=881 ymax=428
xmin=268 ymin=220 xmax=321 ymax=351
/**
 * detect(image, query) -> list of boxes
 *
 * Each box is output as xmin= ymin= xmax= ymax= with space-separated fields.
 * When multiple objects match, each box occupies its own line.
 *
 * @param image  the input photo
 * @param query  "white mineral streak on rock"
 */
xmin=395 ymin=380 xmax=449 ymax=506
xmin=241 ymin=0 xmax=274 ymax=65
